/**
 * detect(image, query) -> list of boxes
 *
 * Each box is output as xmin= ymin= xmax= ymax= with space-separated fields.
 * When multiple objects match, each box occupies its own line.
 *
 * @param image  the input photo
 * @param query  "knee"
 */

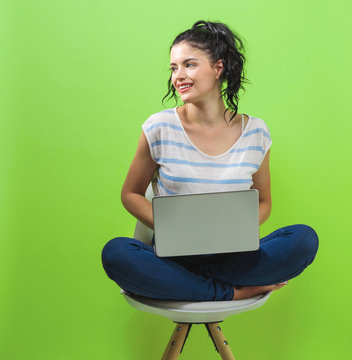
xmin=101 ymin=237 xmax=132 ymax=270
xmin=293 ymin=224 xmax=319 ymax=262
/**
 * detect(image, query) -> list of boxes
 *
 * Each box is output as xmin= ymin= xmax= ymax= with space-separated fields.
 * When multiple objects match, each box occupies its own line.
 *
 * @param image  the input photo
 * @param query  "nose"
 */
xmin=173 ymin=66 xmax=187 ymax=82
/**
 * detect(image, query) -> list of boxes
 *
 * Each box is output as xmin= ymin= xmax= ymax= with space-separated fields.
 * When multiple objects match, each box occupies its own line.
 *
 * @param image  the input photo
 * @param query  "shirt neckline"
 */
xmin=173 ymin=107 xmax=251 ymax=159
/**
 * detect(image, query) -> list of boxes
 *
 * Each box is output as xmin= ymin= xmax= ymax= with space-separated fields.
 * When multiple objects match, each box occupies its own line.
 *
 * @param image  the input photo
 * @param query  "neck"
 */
xmin=182 ymin=98 xmax=234 ymax=127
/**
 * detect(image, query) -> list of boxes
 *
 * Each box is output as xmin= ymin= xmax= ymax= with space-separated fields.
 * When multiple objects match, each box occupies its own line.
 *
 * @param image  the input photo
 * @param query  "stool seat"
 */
xmin=121 ymin=289 xmax=272 ymax=323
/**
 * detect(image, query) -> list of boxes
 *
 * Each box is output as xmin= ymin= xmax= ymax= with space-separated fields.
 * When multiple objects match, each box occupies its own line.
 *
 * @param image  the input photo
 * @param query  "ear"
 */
xmin=214 ymin=59 xmax=224 ymax=80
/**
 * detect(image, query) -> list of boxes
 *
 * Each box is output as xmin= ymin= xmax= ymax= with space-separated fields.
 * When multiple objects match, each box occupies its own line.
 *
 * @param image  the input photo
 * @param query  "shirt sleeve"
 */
xmin=142 ymin=114 xmax=159 ymax=162
xmin=261 ymin=119 xmax=272 ymax=158
xmin=247 ymin=117 xmax=272 ymax=168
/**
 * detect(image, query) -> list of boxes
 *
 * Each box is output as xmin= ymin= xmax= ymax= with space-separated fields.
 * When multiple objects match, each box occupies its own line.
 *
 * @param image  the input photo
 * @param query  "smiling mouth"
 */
xmin=178 ymin=84 xmax=192 ymax=93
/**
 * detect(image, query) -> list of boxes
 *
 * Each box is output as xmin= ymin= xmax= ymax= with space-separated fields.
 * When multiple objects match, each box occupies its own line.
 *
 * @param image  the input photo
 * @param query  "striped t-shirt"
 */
xmin=142 ymin=108 xmax=272 ymax=196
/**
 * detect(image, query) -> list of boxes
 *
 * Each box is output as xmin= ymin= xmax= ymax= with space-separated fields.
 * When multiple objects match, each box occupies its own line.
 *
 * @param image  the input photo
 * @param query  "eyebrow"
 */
xmin=170 ymin=57 xmax=198 ymax=66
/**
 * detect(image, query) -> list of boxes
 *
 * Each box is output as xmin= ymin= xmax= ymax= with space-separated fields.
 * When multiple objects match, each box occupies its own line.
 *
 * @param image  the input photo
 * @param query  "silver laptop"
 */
xmin=152 ymin=189 xmax=259 ymax=257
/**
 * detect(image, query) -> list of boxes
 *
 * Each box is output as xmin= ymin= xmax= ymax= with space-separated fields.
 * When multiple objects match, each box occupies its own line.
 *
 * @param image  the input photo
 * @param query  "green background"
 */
xmin=1 ymin=0 xmax=351 ymax=359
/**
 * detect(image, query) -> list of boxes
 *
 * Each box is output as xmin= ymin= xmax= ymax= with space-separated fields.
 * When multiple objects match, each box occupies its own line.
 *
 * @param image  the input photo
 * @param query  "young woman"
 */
xmin=101 ymin=20 xmax=318 ymax=301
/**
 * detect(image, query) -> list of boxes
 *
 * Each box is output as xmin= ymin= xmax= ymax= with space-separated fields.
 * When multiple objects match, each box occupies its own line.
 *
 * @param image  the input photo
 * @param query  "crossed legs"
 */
xmin=102 ymin=224 xmax=318 ymax=301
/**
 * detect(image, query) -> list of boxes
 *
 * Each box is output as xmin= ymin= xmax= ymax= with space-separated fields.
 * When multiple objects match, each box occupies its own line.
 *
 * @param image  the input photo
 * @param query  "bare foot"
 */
xmin=233 ymin=282 xmax=288 ymax=300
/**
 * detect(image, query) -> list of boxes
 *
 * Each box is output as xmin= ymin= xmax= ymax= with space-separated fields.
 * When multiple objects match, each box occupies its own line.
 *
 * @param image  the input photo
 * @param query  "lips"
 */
xmin=178 ymin=83 xmax=193 ymax=93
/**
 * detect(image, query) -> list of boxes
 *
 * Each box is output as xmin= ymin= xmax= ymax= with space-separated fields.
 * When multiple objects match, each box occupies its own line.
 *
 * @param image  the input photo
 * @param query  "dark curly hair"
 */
xmin=162 ymin=20 xmax=249 ymax=121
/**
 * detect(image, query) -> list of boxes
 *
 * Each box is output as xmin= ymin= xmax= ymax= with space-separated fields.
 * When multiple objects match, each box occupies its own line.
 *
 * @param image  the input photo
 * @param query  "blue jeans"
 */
xmin=101 ymin=224 xmax=318 ymax=301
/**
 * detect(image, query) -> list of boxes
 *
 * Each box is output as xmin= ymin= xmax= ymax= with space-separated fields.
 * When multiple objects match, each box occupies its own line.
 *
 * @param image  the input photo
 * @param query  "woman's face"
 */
xmin=170 ymin=41 xmax=223 ymax=105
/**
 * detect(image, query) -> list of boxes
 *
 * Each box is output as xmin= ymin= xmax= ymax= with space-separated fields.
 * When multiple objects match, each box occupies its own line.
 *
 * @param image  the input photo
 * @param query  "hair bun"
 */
xmin=192 ymin=20 xmax=230 ymax=42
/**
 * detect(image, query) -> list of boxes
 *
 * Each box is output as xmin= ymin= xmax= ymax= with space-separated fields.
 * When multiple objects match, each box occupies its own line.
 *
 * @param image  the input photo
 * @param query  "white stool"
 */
xmin=122 ymin=289 xmax=271 ymax=359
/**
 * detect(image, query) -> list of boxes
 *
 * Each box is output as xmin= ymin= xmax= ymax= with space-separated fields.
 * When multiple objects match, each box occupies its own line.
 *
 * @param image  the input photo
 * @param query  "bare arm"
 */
xmin=251 ymin=149 xmax=272 ymax=225
xmin=121 ymin=131 xmax=159 ymax=229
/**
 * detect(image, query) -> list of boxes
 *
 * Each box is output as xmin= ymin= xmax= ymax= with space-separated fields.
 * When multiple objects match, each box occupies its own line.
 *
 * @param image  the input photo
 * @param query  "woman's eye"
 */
xmin=170 ymin=63 xmax=194 ymax=72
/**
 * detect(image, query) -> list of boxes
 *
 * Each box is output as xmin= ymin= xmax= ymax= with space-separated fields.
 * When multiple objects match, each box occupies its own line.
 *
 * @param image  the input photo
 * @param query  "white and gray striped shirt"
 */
xmin=142 ymin=108 xmax=272 ymax=196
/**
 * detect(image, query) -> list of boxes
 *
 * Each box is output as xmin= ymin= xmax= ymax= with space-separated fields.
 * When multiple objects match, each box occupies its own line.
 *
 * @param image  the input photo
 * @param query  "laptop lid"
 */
xmin=152 ymin=189 xmax=259 ymax=257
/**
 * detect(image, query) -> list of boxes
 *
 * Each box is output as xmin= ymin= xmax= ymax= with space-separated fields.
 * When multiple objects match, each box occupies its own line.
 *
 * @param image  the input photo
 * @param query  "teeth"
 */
xmin=179 ymin=84 xmax=192 ymax=89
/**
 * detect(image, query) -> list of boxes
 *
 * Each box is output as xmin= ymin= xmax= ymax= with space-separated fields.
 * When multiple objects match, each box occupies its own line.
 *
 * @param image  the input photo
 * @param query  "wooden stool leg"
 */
xmin=206 ymin=323 xmax=235 ymax=360
xmin=161 ymin=323 xmax=191 ymax=360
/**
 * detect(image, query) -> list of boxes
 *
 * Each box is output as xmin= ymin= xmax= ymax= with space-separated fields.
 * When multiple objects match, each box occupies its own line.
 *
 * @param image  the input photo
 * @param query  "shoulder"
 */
xmin=141 ymin=108 xmax=182 ymax=161
xmin=244 ymin=115 xmax=271 ymax=140
xmin=142 ymin=108 xmax=179 ymax=132
xmin=242 ymin=115 xmax=272 ymax=156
